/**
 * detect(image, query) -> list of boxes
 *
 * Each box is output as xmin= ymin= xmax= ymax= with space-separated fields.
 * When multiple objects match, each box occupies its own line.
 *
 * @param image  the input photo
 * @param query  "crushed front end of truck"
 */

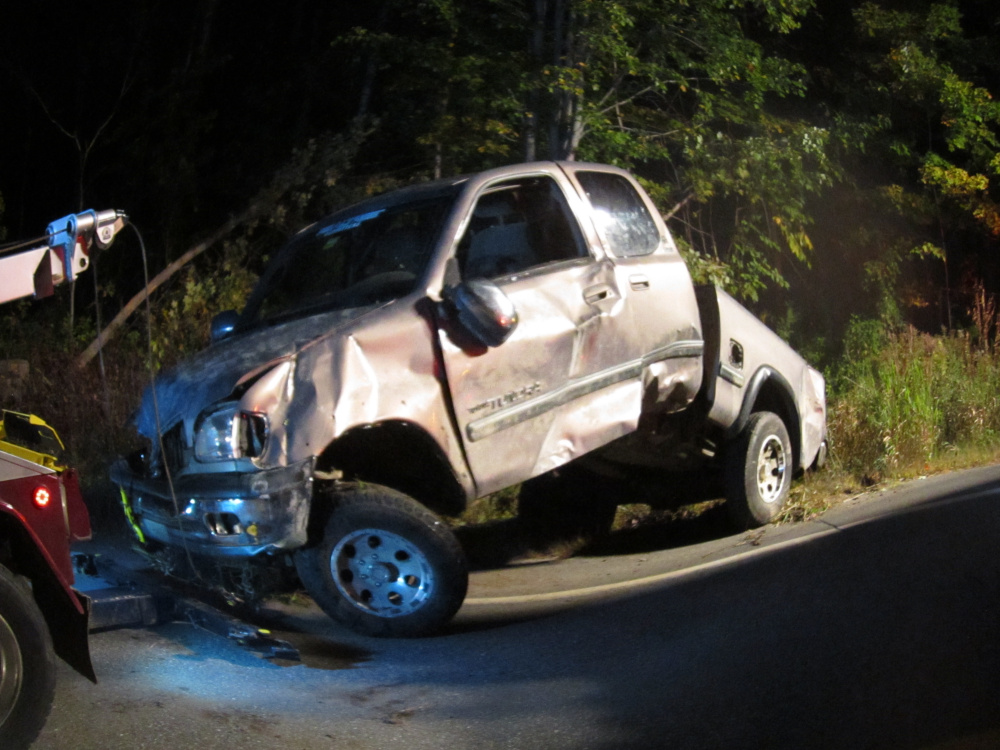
xmin=111 ymin=345 xmax=319 ymax=560
xmin=111 ymin=179 xmax=467 ymax=572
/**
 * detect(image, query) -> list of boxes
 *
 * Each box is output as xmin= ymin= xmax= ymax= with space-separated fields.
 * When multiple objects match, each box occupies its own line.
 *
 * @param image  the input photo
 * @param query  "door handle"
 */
xmin=629 ymin=274 xmax=650 ymax=291
xmin=584 ymin=284 xmax=615 ymax=304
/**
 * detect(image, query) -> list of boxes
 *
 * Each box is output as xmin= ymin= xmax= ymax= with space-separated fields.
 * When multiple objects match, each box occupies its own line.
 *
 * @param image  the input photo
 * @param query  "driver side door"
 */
xmin=437 ymin=170 xmax=644 ymax=496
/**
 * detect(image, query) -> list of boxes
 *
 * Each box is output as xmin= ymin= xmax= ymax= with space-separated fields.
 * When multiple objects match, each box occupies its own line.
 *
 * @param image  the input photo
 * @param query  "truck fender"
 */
xmin=725 ymin=366 xmax=801 ymax=468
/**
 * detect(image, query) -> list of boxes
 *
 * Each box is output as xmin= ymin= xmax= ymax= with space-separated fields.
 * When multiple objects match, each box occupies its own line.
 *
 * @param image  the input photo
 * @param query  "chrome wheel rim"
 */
xmin=756 ymin=434 xmax=787 ymax=504
xmin=330 ymin=528 xmax=435 ymax=617
xmin=0 ymin=612 xmax=24 ymax=728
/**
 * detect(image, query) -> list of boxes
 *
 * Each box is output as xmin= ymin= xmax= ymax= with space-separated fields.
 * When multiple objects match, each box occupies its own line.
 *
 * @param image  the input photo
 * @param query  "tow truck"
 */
xmin=0 ymin=210 xmax=124 ymax=749
xmin=1 ymin=210 xmax=300 ymax=750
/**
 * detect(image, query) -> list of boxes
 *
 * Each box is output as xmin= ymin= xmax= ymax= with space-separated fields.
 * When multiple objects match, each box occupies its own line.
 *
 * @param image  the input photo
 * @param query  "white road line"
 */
xmin=464 ymin=524 xmax=839 ymax=605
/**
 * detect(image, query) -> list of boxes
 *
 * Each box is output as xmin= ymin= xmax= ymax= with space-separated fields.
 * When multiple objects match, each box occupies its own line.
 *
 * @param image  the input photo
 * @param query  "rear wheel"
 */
xmin=725 ymin=411 xmax=792 ymax=528
xmin=0 ymin=564 xmax=56 ymax=750
xmin=295 ymin=484 xmax=468 ymax=638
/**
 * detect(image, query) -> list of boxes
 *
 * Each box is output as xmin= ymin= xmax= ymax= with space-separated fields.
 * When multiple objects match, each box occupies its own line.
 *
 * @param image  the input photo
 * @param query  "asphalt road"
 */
xmin=33 ymin=466 xmax=1000 ymax=750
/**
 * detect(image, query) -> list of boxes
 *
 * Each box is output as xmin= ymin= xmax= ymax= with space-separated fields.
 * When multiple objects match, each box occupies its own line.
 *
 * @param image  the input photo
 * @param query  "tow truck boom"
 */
xmin=0 ymin=208 xmax=128 ymax=305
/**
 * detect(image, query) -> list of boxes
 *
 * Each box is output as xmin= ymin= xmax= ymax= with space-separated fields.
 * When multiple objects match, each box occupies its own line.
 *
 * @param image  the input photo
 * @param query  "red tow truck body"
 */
xmin=0 ymin=412 xmax=95 ymax=680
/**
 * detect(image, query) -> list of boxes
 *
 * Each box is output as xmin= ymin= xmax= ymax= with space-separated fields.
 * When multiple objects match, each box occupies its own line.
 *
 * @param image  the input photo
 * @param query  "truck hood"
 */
xmin=134 ymin=307 xmax=370 ymax=438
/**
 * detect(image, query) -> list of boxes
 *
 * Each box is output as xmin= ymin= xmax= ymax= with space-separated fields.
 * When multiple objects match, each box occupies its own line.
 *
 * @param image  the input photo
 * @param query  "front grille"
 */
xmin=160 ymin=422 xmax=188 ymax=472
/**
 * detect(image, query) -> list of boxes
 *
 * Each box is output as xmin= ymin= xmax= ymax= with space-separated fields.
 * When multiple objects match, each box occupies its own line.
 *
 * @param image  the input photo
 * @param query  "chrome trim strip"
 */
xmin=467 ymin=339 xmax=705 ymax=442
xmin=643 ymin=340 xmax=704 ymax=367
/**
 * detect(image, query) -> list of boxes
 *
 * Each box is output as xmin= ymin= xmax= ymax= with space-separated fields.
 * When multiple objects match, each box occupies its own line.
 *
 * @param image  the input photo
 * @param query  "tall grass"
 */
xmin=1 ymin=292 xmax=195 ymax=530
xmin=830 ymin=322 xmax=1000 ymax=483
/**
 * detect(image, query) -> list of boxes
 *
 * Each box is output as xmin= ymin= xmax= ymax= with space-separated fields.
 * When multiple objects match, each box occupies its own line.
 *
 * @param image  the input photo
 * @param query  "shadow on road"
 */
xmin=427 ymin=478 xmax=1000 ymax=749
xmin=454 ymin=468 xmax=735 ymax=570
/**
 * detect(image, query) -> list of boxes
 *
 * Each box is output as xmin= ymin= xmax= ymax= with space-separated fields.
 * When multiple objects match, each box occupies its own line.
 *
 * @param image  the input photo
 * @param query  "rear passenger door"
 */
xmin=437 ymin=170 xmax=645 ymax=496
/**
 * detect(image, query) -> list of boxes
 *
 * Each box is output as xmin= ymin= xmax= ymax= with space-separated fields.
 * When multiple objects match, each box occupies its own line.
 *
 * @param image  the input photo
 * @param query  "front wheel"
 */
xmin=295 ymin=484 xmax=468 ymax=638
xmin=725 ymin=411 xmax=793 ymax=529
xmin=0 ymin=564 xmax=57 ymax=750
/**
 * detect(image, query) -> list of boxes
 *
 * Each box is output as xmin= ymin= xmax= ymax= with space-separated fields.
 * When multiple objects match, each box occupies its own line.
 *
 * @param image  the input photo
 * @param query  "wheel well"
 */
xmin=315 ymin=421 xmax=467 ymax=520
xmin=731 ymin=367 xmax=801 ymax=471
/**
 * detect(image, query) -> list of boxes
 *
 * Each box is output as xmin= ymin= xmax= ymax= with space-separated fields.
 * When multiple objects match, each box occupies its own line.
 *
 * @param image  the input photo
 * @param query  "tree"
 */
xmin=817 ymin=0 xmax=1000 ymax=329
xmin=339 ymin=0 xmax=833 ymax=302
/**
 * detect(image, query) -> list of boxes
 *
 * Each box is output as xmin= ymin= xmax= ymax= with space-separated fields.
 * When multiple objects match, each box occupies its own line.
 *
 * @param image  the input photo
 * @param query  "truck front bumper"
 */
xmin=110 ymin=458 xmax=314 ymax=557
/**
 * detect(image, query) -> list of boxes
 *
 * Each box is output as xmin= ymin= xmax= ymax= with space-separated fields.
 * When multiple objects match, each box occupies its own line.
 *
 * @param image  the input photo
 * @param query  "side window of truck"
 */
xmin=576 ymin=171 xmax=661 ymax=258
xmin=458 ymin=176 xmax=587 ymax=279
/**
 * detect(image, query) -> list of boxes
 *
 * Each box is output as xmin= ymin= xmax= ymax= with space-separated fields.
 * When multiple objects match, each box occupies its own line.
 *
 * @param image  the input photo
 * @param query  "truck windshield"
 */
xmin=242 ymin=193 xmax=456 ymax=326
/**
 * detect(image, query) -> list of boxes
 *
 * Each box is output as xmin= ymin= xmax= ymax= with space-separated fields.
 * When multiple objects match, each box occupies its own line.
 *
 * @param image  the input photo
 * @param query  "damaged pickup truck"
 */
xmin=112 ymin=162 xmax=827 ymax=637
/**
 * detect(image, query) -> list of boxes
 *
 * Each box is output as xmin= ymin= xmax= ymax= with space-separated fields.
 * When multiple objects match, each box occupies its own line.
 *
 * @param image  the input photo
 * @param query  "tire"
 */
xmin=0 ymin=564 xmax=57 ymax=750
xmin=295 ymin=484 xmax=468 ymax=638
xmin=725 ymin=411 xmax=792 ymax=529
xmin=518 ymin=466 xmax=618 ymax=547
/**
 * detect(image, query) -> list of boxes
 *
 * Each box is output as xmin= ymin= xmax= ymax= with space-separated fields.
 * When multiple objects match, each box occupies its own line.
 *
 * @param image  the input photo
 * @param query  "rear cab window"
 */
xmin=575 ymin=171 xmax=661 ymax=259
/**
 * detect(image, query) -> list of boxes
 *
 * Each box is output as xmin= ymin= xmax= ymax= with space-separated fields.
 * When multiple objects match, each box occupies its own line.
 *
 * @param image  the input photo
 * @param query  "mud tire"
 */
xmin=517 ymin=466 xmax=618 ymax=547
xmin=295 ymin=484 xmax=468 ymax=638
xmin=725 ymin=411 xmax=793 ymax=529
xmin=0 ymin=564 xmax=56 ymax=750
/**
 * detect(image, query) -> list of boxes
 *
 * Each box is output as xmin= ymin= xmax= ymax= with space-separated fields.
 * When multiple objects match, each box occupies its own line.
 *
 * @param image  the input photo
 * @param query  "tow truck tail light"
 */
xmin=34 ymin=486 xmax=52 ymax=507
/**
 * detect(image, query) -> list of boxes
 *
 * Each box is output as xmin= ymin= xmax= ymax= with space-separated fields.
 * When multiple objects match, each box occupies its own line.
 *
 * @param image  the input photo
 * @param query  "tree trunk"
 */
xmin=524 ymin=0 xmax=547 ymax=162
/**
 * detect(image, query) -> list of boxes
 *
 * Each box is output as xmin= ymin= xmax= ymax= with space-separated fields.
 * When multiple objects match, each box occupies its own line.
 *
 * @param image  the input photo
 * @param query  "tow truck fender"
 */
xmin=0 ymin=504 xmax=95 ymax=682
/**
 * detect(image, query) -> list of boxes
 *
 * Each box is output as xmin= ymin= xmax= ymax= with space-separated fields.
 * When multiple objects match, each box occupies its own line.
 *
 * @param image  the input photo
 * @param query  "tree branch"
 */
xmin=662 ymin=193 xmax=694 ymax=221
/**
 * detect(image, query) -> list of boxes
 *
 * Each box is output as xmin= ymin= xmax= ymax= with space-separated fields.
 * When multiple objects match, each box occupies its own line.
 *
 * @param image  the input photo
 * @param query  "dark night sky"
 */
xmin=0 ymin=1 xmax=365 ymax=244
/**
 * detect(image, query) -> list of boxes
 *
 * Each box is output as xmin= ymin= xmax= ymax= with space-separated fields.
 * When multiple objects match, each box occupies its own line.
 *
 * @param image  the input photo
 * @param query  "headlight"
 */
xmin=194 ymin=403 xmax=269 ymax=461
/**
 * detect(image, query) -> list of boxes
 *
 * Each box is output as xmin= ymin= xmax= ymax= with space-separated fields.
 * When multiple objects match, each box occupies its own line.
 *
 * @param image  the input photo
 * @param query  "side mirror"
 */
xmin=445 ymin=279 xmax=518 ymax=348
xmin=210 ymin=310 xmax=240 ymax=343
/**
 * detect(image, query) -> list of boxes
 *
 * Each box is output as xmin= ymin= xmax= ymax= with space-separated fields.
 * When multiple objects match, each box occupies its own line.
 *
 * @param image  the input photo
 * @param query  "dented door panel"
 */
xmin=438 ymin=258 xmax=645 ymax=496
xmin=436 ymin=167 xmax=654 ymax=496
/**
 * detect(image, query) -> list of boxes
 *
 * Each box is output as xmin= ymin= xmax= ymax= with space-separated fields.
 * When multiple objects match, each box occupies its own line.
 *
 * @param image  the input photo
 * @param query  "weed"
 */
xmin=452 ymin=484 xmax=519 ymax=527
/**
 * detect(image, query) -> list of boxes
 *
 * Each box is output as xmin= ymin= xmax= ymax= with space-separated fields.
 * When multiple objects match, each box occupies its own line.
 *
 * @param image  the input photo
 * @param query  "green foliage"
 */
xmin=830 ymin=318 xmax=1000 ymax=483
xmin=338 ymin=0 xmax=833 ymax=302
xmin=255 ymin=129 xmax=373 ymax=233
xmin=336 ymin=0 xmax=528 ymax=175
xmin=532 ymin=0 xmax=833 ymax=300
xmin=149 ymin=241 xmax=258 ymax=370
xmin=455 ymin=484 xmax=520 ymax=527
xmin=823 ymin=1 xmax=1000 ymax=324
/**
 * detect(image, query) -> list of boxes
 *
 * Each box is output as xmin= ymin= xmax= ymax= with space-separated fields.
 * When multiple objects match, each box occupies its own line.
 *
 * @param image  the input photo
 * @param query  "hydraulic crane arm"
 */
xmin=0 ymin=208 xmax=128 ymax=305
